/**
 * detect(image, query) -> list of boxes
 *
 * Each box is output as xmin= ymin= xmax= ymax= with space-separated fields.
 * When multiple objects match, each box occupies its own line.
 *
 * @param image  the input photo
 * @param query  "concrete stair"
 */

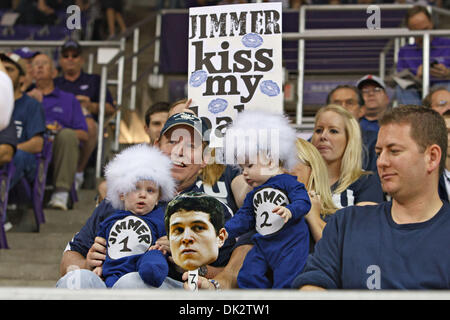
xmin=0 ymin=189 xmax=98 ymax=287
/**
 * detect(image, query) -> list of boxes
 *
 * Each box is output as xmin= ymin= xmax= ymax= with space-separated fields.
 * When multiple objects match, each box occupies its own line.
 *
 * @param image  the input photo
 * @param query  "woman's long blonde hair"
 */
xmin=295 ymin=138 xmax=337 ymax=216
xmin=314 ymin=104 xmax=369 ymax=195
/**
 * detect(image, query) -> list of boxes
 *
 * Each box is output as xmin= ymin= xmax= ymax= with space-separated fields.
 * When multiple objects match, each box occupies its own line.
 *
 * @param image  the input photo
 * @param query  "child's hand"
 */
xmin=272 ymin=206 xmax=292 ymax=223
xmin=93 ymin=266 xmax=102 ymax=277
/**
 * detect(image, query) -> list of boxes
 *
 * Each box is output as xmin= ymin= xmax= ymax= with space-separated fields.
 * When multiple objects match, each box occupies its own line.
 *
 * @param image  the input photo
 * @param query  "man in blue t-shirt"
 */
xmin=293 ymin=106 xmax=450 ymax=290
xmin=0 ymin=52 xmax=46 ymax=190
xmin=55 ymin=40 xmax=116 ymax=190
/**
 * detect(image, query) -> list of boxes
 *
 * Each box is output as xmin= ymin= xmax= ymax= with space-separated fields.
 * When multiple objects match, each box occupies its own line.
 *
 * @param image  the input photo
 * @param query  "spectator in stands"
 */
xmin=55 ymin=40 xmax=115 ymax=190
xmin=439 ymin=109 xmax=450 ymax=202
xmin=144 ymin=101 xmax=170 ymax=145
xmin=326 ymin=85 xmax=378 ymax=171
xmin=28 ymin=53 xmax=88 ymax=211
xmin=0 ymin=53 xmax=45 ymax=191
xmin=293 ymin=106 xmax=450 ymax=290
xmin=311 ymin=104 xmax=384 ymax=209
xmin=422 ymin=86 xmax=450 ymax=115
xmin=396 ymin=5 xmax=450 ymax=105
xmin=56 ymin=112 xmax=236 ymax=288
xmin=0 ymin=59 xmax=14 ymax=131
xmin=12 ymin=47 xmax=40 ymax=93
xmin=15 ymin=0 xmax=60 ymax=25
xmin=356 ymin=75 xmax=391 ymax=133
xmin=100 ymin=0 xmax=126 ymax=39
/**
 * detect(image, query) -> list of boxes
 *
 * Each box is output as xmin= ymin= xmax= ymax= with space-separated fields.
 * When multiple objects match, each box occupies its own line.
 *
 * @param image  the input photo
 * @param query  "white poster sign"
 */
xmin=188 ymin=2 xmax=283 ymax=146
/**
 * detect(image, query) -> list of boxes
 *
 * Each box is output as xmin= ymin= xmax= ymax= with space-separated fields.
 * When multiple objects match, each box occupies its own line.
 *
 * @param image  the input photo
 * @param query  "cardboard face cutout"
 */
xmin=168 ymin=210 xmax=227 ymax=271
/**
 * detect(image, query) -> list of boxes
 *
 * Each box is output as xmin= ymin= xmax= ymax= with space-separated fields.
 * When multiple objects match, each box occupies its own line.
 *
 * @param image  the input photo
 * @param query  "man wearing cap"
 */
xmin=57 ymin=112 xmax=236 ymax=288
xmin=55 ymin=40 xmax=116 ymax=190
xmin=356 ymin=75 xmax=391 ymax=133
xmin=13 ymin=47 xmax=40 ymax=92
xmin=0 ymin=52 xmax=46 ymax=193
xmin=28 ymin=52 xmax=88 ymax=211
xmin=326 ymin=85 xmax=378 ymax=172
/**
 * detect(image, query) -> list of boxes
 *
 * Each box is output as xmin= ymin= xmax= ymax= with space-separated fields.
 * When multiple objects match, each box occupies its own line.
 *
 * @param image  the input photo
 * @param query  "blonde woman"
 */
xmin=292 ymin=138 xmax=337 ymax=242
xmin=311 ymin=104 xmax=384 ymax=209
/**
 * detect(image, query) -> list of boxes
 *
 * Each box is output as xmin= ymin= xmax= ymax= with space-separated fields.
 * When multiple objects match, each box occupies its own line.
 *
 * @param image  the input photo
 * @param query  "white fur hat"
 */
xmin=105 ymin=144 xmax=176 ymax=209
xmin=223 ymin=110 xmax=299 ymax=171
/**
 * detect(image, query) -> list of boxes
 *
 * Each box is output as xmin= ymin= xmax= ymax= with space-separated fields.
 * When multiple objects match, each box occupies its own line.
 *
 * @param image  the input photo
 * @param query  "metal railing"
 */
xmin=288 ymin=28 xmax=450 ymax=126
xmin=94 ymin=12 xmax=158 ymax=179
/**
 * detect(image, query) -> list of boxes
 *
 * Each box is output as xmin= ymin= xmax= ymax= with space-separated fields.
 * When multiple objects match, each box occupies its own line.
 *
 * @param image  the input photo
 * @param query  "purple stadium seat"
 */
xmin=33 ymin=25 xmax=72 ymax=40
xmin=0 ymin=162 xmax=15 ymax=249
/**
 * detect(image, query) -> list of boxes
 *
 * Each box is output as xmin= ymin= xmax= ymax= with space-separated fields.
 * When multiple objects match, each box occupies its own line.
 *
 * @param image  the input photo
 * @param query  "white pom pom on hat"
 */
xmin=105 ymin=144 xmax=176 ymax=210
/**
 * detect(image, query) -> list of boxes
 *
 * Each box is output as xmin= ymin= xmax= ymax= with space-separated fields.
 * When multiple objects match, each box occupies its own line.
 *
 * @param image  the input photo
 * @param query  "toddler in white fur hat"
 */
xmin=94 ymin=144 xmax=176 ymax=288
xmin=223 ymin=109 xmax=312 ymax=289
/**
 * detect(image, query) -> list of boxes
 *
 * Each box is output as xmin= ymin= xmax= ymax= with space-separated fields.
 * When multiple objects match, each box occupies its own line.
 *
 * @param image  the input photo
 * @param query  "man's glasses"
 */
xmin=361 ymin=87 xmax=384 ymax=95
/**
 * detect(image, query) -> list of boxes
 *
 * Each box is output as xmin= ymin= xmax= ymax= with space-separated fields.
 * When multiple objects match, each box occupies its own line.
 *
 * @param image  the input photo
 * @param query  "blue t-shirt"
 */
xmin=0 ymin=120 xmax=18 ymax=152
xmin=97 ymin=207 xmax=168 ymax=288
xmin=195 ymin=165 xmax=240 ymax=214
xmin=331 ymin=172 xmax=384 ymax=209
xmin=361 ymin=128 xmax=378 ymax=172
xmin=292 ymin=201 xmax=450 ymax=289
xmin=359 ymin=117 xmax=379 ymax=134
xmin=225 ymin=174 xmax=311 ymax=241
xmin=12 ymin=94 xmax=46 ymax=143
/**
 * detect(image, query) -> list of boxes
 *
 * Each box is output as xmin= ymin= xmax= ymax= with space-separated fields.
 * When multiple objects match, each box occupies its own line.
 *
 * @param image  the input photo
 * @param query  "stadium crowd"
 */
xmin=0 ymin=2 xmax=449 ymax=291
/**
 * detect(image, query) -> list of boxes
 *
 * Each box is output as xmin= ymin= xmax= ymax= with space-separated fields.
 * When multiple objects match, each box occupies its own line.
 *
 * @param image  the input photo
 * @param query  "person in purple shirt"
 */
xmin=54 ymin=40 xmax=116 ymax=190
xmin=396 ymin=5 xmax=450 ymax=105
xmin=28 ymin=53 xmax=88 ymax=211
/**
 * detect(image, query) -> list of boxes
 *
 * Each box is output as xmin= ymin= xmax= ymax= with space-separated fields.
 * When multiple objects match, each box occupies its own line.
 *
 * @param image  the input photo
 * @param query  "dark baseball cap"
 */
xmin=13 ymin=47 xmax=40 ymax=59
xmin=61 ymin=40 xmax=82 ymax=55
xmin=159 ymin=112 xmax=209 ymax=140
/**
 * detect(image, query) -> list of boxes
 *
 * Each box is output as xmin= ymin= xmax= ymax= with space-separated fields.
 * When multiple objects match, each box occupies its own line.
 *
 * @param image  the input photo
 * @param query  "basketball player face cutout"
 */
xmin=168 ymin=209 xmax=227 ymax=271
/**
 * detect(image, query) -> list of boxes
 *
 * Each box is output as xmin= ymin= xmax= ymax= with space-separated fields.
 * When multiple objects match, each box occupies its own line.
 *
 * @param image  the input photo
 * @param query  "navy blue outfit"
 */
xmin=361 ymin=128 xmax=378 ymax=172
xmin=225 ymin=174 xmax=311 ymax=289
xmin=359 ymin=117 xmax=379 ymax=133
xmin=10 ymin=95 xmax=46 ymax=189
xmin=292 ymin=202 xmax=450 ymax=289
xmin=331 ymin=172 xmax=384 ymax=209
xmin=66 ymin=182 xmax=236 ymax=282
xmin=0 ymin=121 xmax=17 ymax=153
xmin=54 ymin=71 xmax=115 ymax=122
xmin=97 ymin=206 xmax=168 ymax=288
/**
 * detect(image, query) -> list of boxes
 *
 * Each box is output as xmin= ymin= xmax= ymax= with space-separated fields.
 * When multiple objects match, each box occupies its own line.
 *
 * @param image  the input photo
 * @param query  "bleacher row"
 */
xmin=0 ymin=8 xmax=88 ymax=41
xmin=159 ymin=7 xmax=409 ymax=109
